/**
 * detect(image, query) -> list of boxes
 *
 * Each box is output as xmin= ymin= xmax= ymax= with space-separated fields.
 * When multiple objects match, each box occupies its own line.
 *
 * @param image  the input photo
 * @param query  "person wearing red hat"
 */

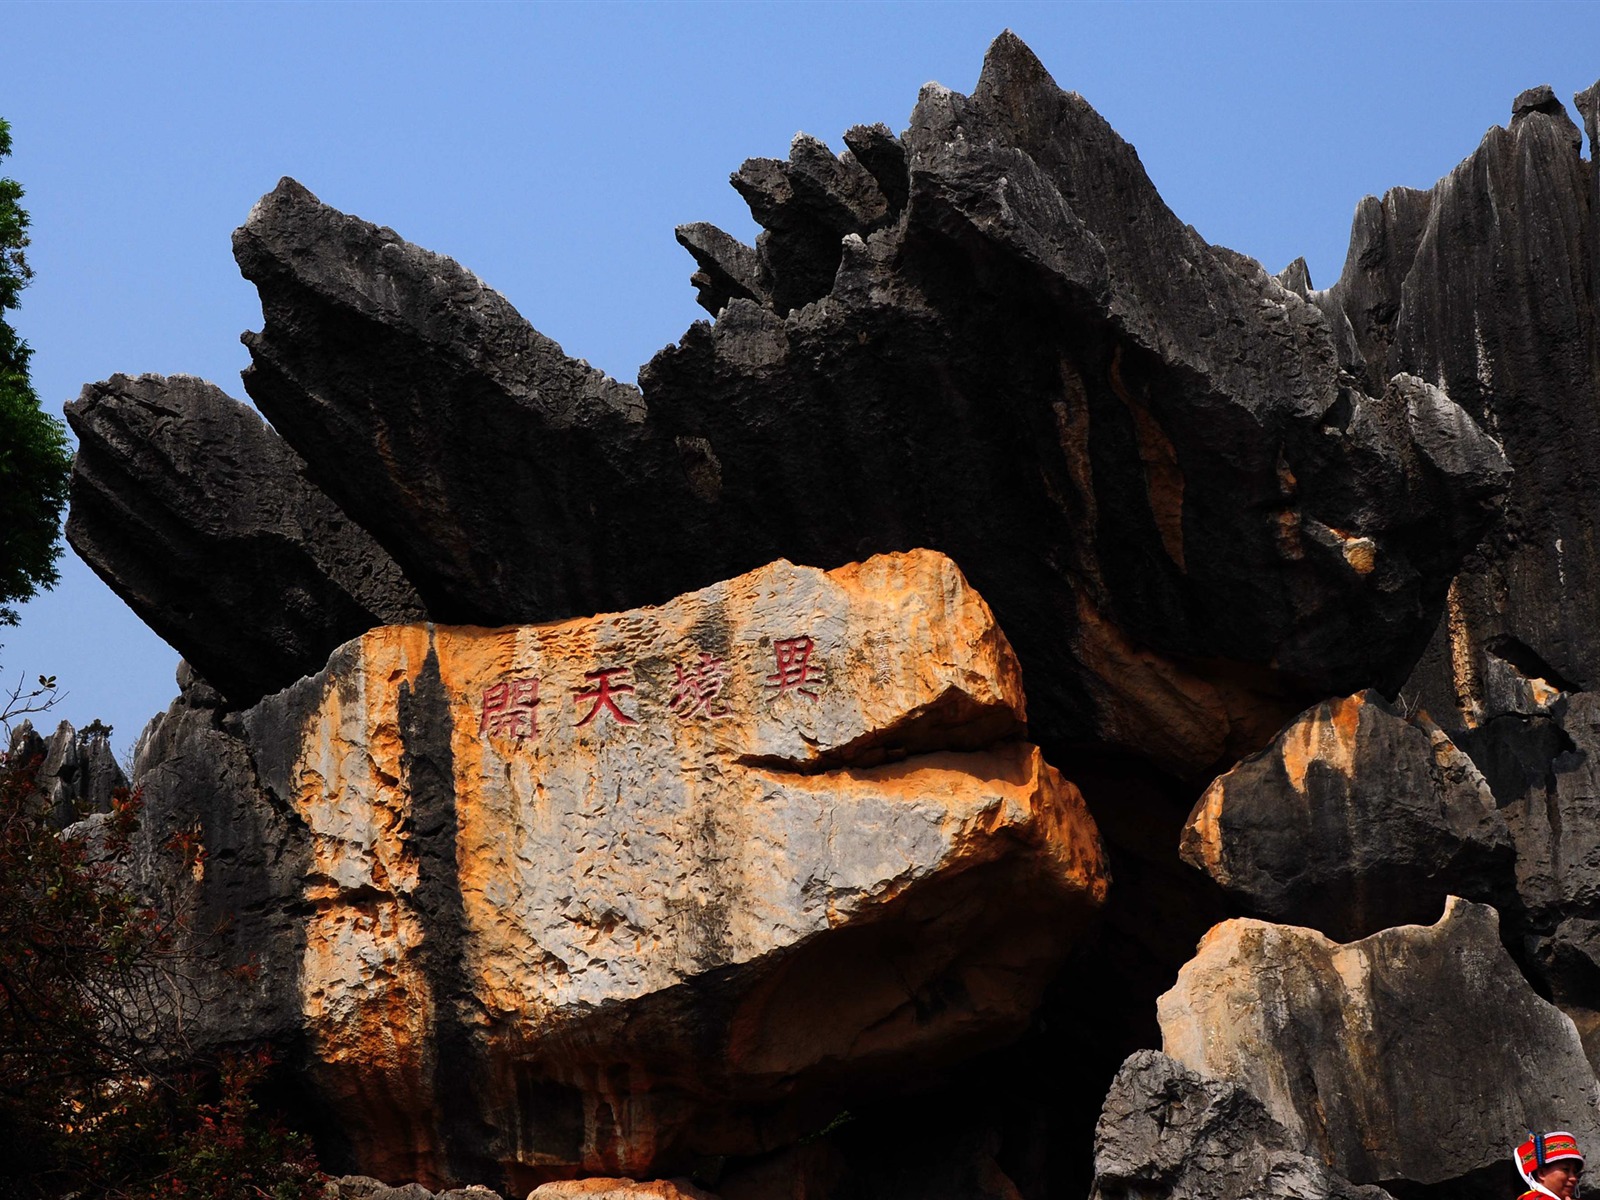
xmin=1517 ymin=1131 xmax=1585 ymax=1199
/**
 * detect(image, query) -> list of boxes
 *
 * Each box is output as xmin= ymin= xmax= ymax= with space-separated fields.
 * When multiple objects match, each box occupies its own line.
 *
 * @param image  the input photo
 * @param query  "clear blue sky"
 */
xmin=5 ymin=1 xmax=1599 ymax=762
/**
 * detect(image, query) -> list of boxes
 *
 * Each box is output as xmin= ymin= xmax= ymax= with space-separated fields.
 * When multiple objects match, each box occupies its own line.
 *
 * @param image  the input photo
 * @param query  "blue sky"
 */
xmin=5 ymin=1 xmax=1600 ymax=760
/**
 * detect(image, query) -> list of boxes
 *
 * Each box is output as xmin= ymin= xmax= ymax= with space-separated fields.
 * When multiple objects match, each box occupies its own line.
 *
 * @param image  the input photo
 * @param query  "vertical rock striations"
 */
xmin=211 ymin=35 xmax=1510 ymax=778
xmin=65 ymin=372 xmax=424 ymax=704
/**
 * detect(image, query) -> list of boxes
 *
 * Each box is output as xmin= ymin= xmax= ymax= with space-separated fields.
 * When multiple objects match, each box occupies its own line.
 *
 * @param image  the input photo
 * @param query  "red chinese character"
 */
xmin=573 ymin=665 xmax=637 ymax=727
xmin=670 ymin=652 xmax=732 ymax=721
xmin=766 ymin=636 xmax=821 ymax=699
xmin=480 ymin=677 xmax=540 ymax=738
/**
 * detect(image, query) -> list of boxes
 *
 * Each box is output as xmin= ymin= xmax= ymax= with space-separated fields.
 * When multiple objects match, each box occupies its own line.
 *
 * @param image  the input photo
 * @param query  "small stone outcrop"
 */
xmin=528 ymin=1181 xmax=717 ymax=1200
xmin=1158 ymin=899 xmax=1600 ymax=1194
xmin=65 ymin=372 xmax=424 ymax=705
xmin=1180 ymin=690 xmax=1515 ymax=941
xmin=1090 ymin=1051 xmax=1392 ymax=1200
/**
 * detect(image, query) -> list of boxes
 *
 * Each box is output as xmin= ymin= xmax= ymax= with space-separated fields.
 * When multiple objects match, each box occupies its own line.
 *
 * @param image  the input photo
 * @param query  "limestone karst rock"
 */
xmin=126 ymin=659 xmax=310 ymax=1049
xmin=1318 ymin=86 xmax=1599 ymax=733
xmin=1157 ymin=899 xmax=1600 ymax=1194
xmin=1304 ymin=76 xmax=1600 ymax=1051
xmin=527 ymin=1181 xmax=717 ymax=1200
xmin=133 ymin=550 xmax=1107 ymax=1190
xmin=70 ymin=32 xmax=1600 ymax=1200
xmin=1089 ymin=1051 xmax=1393 ymax=1200
xmin=65 ymin=372 xmax=424 ymax=704
xmin=5 ymin=717 xmax=126 ymax=828
xmin=1179 ymin=690 xmax=1516 ymax=941
xmin=208 ymin=34 xmax=1509 ymax=777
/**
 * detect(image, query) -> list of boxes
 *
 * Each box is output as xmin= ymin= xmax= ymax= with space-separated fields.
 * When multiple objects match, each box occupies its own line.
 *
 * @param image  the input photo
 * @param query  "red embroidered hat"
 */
xmin=1518 ymin=1131 xmax=1585 ymax=1176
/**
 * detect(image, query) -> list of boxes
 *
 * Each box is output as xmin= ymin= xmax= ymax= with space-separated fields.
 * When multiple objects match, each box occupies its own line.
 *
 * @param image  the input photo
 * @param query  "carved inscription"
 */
xmin=474 ymin=634 xmax=827 ymax=746
xmin=573 ymin=666 xmax=638 ymax=728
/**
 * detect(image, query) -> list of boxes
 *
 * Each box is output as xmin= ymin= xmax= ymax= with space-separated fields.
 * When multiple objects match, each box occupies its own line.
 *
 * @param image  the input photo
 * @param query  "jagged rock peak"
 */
xmin=64 ymin=371 xmax=424 ymax=706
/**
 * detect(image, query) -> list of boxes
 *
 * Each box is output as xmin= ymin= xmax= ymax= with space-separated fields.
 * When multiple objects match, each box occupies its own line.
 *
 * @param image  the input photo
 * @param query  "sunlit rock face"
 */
xmin=235 ymin=550 xmax=1106 ymax=1189
xmin=1158 ymin=899 xmax=1600 ymax=1196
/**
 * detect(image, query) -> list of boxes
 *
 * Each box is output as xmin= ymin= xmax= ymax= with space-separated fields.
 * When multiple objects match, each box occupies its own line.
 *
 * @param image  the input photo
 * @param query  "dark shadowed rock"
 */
xmin=233 ymin=179 xmax=665 ymax=631
xmin=65 ymin=373 xmax=424 ymax=706
xmin=644 ymin=35 xmax=1509 ymax=777
xmin=1181 ymin=690 xmax=1515 ymax=941
xmin=228 ymin=34 xmax=1507 ymax=781
xmin=675 ymin=221 xmax=772 ymax=316
xmin=1090 ymin=1051 xmax=1393 ymax=1200
xmin=126 ymin=671 xmax=311 ymax=1052
xmin=1158 ymin=899 xmax=1600 ymax=1195
xmin=1319 ymin=88 xmax=1597 ymax=729
xmin=1311 ymin=77 xmax=1600 ymax=1041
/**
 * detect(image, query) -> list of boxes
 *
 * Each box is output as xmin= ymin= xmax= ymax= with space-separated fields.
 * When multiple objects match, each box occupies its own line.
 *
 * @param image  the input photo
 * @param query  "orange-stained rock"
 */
xmin=1157 ymin=899 xmax=1600 ymax=1192
xmin=238 ymin=550 xmax=1107 ymax=1190
xmin=527 ymin=1180 xmax=718 ymax=1200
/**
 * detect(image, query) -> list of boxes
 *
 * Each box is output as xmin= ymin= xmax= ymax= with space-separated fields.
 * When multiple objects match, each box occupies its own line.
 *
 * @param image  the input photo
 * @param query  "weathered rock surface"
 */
xmin=77 ymin=35 xmax=1600 ymax=1200
xmin=1180 ymin=690 xmax=1515 ymax=940
xmin=1318 ymin=88 xmax=1597 ymax=733
xmin=527 ymin=1180 xmax=717 ymax=1200
xmin=232 ymin=180 xmax=659 ymax=632
xmin=158 ymin=550 xmax=1104 ymax=1190
xmin=1089 ymin=1051 xmax=1392 ymax=1200
xmin=219 ymin=34 xmax=1508 ymax=780
xmin=1158 ymin=899 xmax=1600 ymax=1193
xmin=1305 ymin=77 xmax=1600 ymax=1043
xmin=5 ymin=716 xmax=126 ymax=828
xmin=325 ymin=1178 xmax=504 ymax=1200
xmin=126 ymin=660 xmax=311 ymax=1050
xmin=65 ymin=372 xmax=424 ymax=705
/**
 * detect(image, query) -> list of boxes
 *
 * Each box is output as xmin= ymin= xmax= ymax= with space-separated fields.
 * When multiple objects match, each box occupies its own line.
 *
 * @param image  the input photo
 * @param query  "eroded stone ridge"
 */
xmin=1158 ymin=899 xmax=1600 ymax=1192
xmin=231 ymin=550 xmax=1106 ymax=1189
xmin=65 ymin=372 xmax=424 ymax=703
xmin=205 ymin=34 xmax=1510 ymax=778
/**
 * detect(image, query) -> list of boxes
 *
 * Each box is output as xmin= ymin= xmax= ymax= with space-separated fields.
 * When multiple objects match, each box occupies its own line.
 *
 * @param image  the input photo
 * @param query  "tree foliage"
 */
xmin=0 ymin=749 xmax=323 ymax=1198
xmin=0 ymin=116 xmax=73 ymax=627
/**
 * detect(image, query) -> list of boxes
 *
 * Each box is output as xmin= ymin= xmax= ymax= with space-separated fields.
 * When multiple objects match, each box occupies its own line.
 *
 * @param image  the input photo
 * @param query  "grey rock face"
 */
xmin=1158 ymin=899 xmax=1600 ymax=1194
xmin=1318 ymin=87 xmax=1599 ymax=725
xmin=233 ymin=179 xmax=658 ymax=632
xmin=1181 ymin=690 xmax=1516 ymax=941
xmin=65 ymin=372 xmax=424 ymax=706
xmin=1090 ymin=1051 xmax=1393 ymax=1200
xmin=1309 ymin=76 xmax=1600 ymax=1035
xmin=126 ymin=673 xmax=310 ymax=1049
xmin=644 ymin=34 xmax=1508 ymax=776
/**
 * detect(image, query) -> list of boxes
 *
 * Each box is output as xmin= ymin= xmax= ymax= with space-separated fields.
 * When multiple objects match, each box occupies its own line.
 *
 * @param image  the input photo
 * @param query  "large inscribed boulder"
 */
xmin=233 ymin=550 xmax=1106 ymax=1190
